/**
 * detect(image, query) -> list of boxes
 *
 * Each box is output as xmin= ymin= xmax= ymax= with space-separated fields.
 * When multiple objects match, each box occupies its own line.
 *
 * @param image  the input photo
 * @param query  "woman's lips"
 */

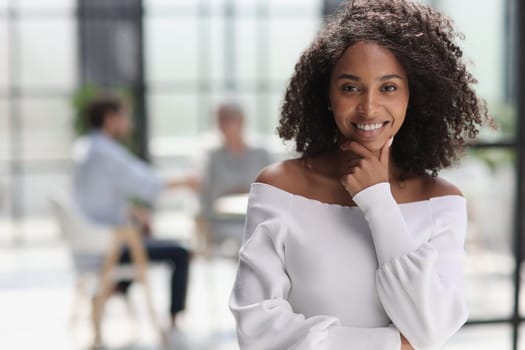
xmin=351 ymin=121 xmax=390 ymax=138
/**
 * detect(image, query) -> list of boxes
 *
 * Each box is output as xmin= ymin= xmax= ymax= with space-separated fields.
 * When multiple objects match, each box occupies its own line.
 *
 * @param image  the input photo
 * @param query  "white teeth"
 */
xmin=356 ymin=123 xmax=383 ymax=131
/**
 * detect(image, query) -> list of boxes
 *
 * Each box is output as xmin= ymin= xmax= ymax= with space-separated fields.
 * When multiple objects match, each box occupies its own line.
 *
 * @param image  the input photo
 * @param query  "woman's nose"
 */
xmin=356 ymin=92 xmax=379 ymax=116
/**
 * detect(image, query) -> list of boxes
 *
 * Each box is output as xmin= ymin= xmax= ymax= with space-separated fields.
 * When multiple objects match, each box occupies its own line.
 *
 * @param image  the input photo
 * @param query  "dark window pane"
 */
xmin=441 ymin=148 xmax=515 ymax=319
xmin=518 ymin=325 xmax=525 ymax=350
xmin=19 ymin=19 xmax=77 ymax=89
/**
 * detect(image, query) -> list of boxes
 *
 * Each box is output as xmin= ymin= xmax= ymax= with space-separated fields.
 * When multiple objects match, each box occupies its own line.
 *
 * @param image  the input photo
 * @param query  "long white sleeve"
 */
xmin=229 ymin=185 xmax=401 ymax=350
xmin=353 ymin=183 xmax=468 ymax=350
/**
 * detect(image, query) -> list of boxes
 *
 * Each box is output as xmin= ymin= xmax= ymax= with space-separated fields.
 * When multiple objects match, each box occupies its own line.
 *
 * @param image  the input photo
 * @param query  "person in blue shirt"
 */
xmin=72 ymin=94 xmax=194 ymax=328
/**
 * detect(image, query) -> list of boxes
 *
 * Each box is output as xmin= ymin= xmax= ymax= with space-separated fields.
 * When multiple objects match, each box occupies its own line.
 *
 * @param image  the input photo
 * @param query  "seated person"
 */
xmin=198 ymin=102 xmax=272 ymax=251
xmin=72 ymin=94 xmax=194 ymax=328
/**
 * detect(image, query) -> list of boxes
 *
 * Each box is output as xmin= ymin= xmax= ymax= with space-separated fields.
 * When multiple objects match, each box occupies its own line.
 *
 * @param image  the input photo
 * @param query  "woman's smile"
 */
xmin=351 ymin=120 xmax=391 ymax=139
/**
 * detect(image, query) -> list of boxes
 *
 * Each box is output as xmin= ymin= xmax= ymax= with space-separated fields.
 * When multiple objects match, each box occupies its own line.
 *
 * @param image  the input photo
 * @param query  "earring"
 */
xmin=328 ymin=106 xmax=332 ymax=111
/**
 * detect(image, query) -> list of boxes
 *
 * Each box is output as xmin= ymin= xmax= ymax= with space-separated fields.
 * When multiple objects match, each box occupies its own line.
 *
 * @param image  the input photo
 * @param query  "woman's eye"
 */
xmin=342 ymin=85 xmax=359 ymax=92
xmin=382 ymin=85 xmax=397 ymax=92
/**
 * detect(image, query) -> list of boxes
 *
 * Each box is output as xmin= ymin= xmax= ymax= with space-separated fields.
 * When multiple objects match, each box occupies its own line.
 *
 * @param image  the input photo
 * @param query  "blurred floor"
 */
xmin=0 ymin=242 xmax=239 ymax=350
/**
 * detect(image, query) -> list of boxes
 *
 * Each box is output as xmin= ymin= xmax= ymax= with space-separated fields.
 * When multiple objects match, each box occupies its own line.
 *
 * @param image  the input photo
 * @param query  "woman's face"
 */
xmin=329 ymin=41 xmax=410 ymax=152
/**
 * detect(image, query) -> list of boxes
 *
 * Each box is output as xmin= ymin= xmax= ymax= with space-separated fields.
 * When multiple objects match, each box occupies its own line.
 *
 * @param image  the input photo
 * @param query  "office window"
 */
xmin=15 ymin=0 xmax=75 ymax=10
xmin=234 ymin=17 xmax=258 ymax=82
xmin=2 ymin=1 xmax=77 ymax=245
xmin=267 ymin=18 xmax=320 ymax=83
xmin=145 ymin=16 xmax=199 ymax=84
xmin=431 ymin=0 xmax=515 ymax=141
xmin=209 ymin=16 xmax=226 ymax=82
xmin=0 ymin=97 xmax=9 ymax=244
xmin=148 ymin=92 xmax=199 ymax=139
xmin=446 ymin=324 xmax=512 ymax=349
xmin=145 ymin=0 xmax=199 ymax=7
xmin=0 ymin=99 xmax=9 ymax=162
xmin=145 ymin=0 xmax=323 ymax=161
xmin=19 ymin=19 xmax=76 ymax=89
xmin=0 ymin=19 xmax=8 ymax=91
xmin=19 ymin=97 xmax=73 ymax=160
xmin=443 ymin=148 xmax=516 ymax=319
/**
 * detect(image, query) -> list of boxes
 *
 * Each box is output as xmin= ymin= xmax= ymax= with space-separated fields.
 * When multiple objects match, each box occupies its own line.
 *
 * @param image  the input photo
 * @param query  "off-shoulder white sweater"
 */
xmin=229 ymin=182 xmax=468 ymax=350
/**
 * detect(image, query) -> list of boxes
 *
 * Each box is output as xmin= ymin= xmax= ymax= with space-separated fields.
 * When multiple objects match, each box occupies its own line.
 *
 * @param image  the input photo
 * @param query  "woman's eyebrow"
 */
xmin=336 ymin=73 xmax=360 ymax=81
xmin=336 ymin=73 xmax=404 ymax=81
xmin=379 ymin=74 xmax=404 ymax=81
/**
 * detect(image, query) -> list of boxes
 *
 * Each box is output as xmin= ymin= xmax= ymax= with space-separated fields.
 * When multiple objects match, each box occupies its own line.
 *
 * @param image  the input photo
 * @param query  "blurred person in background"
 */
xmin=72 ymin=94 xmax=196 ymax=331
xmin=197 ymin=101 xmax=272 ymax=255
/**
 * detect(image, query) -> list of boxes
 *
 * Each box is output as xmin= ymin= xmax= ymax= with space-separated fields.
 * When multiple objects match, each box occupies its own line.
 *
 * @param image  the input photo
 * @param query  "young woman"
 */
xmin=229 ymin=0 xmax=490 ymax=349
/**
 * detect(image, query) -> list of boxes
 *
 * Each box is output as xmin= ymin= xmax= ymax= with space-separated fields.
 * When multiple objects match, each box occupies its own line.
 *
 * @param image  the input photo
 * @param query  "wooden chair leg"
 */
xmin=91 ymin=231 xmax=123 ymax=347
xmin=92 ymin=227 xmax=167 ymax=349
xmin=121 ymin=228 xmax=167 ymax=349
xmin=91 ymin=284 xmax=112 ymax=347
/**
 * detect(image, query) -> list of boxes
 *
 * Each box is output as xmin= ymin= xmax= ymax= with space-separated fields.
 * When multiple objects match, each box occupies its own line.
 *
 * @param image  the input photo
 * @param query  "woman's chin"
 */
xmin=355 ymin=139 xmax=387 ymax=153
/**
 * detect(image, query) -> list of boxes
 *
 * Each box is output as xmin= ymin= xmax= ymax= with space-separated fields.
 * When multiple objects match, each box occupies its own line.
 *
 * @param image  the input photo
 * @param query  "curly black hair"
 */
xmin=277 ymin=0 xmax=492 ymax=177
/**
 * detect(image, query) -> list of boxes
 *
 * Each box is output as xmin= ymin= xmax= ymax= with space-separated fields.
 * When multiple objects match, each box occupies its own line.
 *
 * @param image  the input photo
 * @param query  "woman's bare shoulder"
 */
xmin=420 ymin=174 xmax=463 ymax=198
xmin=255 ymin=159 xmax=308 ymax=193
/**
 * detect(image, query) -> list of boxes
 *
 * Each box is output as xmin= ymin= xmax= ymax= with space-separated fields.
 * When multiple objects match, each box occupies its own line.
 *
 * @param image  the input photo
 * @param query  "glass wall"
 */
xmin=429 ymin=0 xmax=515 ymax=141
xmin=0 ymin=0 xmax=77 ymax=243
xmin=144 ymin=0 xmax=321 ymax=161
xmin=442 ymin=149 xmax=516 ymax=320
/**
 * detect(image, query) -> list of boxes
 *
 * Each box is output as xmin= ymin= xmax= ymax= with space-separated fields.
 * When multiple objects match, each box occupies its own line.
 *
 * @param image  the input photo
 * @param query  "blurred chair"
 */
xmin=49 ymin=191 xmax=165 ymax=349
xmin=196 ymin=194 xmax=247 ymax=259
xmin=195 ymin=193 xmax=248 ymax=260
